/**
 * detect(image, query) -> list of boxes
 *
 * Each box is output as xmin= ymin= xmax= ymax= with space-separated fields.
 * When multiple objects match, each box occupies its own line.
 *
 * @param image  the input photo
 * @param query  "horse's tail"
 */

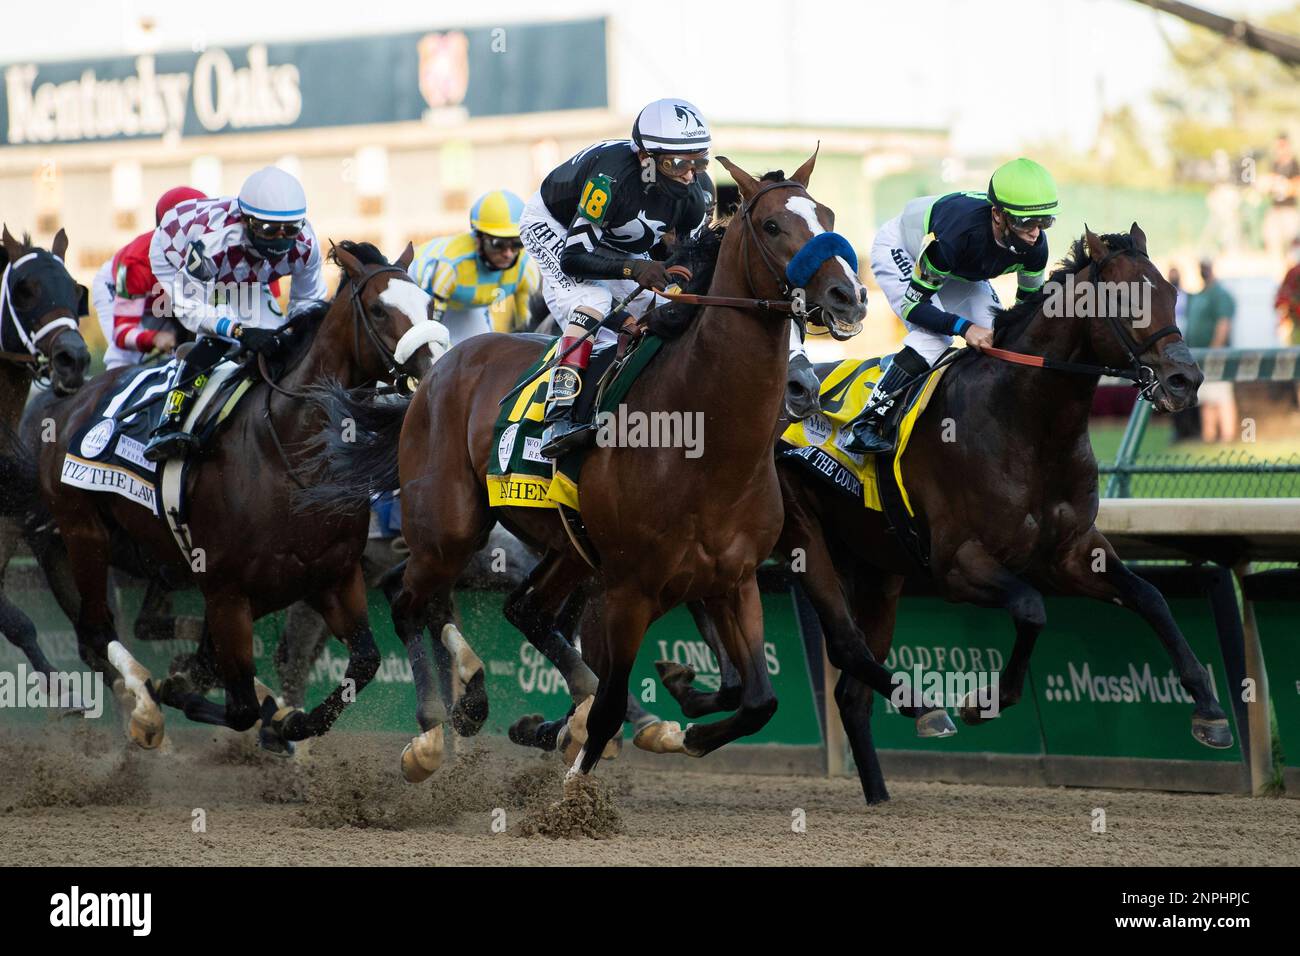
xmin=296 ymin=382 xmax=409 ymax=516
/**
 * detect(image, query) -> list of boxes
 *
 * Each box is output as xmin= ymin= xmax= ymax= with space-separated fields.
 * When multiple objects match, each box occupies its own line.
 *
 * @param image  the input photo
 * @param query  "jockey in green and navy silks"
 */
xmin=845 ymin=157 xmax=1059 ymax=455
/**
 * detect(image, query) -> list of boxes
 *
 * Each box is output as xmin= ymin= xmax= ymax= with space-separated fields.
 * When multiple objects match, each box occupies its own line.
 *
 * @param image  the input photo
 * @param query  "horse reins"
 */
xmin=978 ymin=246 xmax=1180 ymax=401
xmin=259 ymin=262 xmax=419 ymax=488
xmin=872 ymin=245 xmax=1184 ymax=412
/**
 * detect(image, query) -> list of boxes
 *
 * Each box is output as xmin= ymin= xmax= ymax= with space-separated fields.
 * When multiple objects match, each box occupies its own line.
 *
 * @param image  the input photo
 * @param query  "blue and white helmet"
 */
xmin=632 ymin=98 xmax=711 ymax=155
xmin=237 ymin=166 xmax=307 ymax=222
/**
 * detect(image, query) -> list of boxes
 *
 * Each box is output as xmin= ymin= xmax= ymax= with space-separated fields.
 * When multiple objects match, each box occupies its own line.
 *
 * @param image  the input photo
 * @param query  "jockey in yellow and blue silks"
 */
xmin=408 ymin=190 xmax=540 ymax=345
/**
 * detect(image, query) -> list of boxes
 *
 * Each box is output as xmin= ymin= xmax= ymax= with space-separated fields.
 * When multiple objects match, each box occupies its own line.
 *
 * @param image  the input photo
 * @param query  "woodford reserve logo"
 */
xmin=4 ymin=45 xmax=302 ymax=145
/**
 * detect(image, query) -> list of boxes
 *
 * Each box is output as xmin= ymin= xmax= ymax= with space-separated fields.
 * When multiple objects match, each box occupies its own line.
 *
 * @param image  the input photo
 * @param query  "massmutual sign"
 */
xmin=2 ymin=18 xmax=607 ymax=147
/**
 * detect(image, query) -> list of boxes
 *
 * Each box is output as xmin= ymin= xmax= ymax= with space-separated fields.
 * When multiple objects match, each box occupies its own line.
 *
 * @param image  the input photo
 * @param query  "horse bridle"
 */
xmin=1087 ymin=245 xmax=1182 ymax=400
xmin=981 ymin=245 xmax=1183 ymax=404
xmin=347 ymin=263 xmax=423 ymax=391
xmin=0 ymin=251 xmax=82 ymax=386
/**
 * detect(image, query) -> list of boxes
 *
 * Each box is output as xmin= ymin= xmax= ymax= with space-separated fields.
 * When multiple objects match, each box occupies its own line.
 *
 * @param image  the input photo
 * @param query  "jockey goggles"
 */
xmin=244 ymin=217 xmax=303 ymax=241
xmin=657 ymin=155 xmax=710 ymax=176
xmin=1004 ymin=211 xmax=1056 ymax=231
xmin=480 ymin=234 xmax=523 ymax=254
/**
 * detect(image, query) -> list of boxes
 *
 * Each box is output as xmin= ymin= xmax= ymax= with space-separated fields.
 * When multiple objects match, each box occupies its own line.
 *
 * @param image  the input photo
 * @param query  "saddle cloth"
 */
xmin=486 ymin=333 xmax=665 ymax=510
xmin=60 ymin=358 xmax=252 ymax=517
xmin=778 ymin=355 xmax=948 ymax=516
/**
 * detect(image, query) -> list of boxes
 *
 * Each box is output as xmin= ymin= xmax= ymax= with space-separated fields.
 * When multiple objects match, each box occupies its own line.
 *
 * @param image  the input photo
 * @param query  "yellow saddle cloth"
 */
xmin=779 ymin=357 xmax=947 ymax=515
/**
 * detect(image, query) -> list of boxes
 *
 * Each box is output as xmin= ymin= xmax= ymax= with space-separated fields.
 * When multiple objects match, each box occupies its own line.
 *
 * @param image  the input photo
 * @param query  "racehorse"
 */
xmin=663 ymin=224 xmax=1233 ymax=804
xmin=0 ymin=226 xmax=91 ymax=677
xmin=26 ymin=241 xmax=439 ymax=749
xmin=303 ymin=152 xmax=868 ymax=782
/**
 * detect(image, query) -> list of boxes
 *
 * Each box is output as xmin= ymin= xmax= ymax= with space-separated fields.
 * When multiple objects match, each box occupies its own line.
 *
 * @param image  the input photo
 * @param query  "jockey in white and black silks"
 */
xmin=519 ymin=97 xmax=715 ymax=459
xmin=144 ymin=166 xmax=328 ymax=461
xmin=845 ymin=157 xmax=1060 ymax=455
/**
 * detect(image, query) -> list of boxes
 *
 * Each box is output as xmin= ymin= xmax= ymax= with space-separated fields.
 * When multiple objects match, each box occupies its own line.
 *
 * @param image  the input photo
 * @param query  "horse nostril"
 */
xmin=827 ymin=285 xmax=852 ymax=307
xmin=1166 ymin=373 xmax=1191 ymax=395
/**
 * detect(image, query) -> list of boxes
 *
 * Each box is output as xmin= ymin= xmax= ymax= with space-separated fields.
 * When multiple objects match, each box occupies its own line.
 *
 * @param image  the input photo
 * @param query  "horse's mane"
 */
xmin=645 ymin=171 xmax=786 ymax=339
xmin=992 ymin=231 xmax=1137 ymax=346
xmin=0 ymin=233 xmax=36 ymax=270
xmin=274 ymin=240 xmax=395 ymax=365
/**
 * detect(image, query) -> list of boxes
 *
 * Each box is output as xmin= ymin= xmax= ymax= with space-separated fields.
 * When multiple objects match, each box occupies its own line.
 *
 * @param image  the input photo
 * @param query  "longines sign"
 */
xmin=2 ymin=18 xmax=606 ymax=147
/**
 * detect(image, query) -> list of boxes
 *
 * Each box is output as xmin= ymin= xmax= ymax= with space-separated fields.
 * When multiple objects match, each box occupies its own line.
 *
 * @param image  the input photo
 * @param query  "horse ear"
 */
xmin=51 ymin=228 xmax=69 ymax=260
xmin=395 ymin=241 xmax=415 ymax=272
xmin=1129 ymin=221 xmax=1148 ymax=255
xmin=2 ymin=225 xmax=22 ymax=263
xmin=716 ymin=156 xmax=760 ymax=203
xmin=791 ymin=143 xmax=820 ymax=188
xmin=1084 ymin=225 xmax=1108 ymax=263
xmin=331 ymin=241 xmax=363 ymax=279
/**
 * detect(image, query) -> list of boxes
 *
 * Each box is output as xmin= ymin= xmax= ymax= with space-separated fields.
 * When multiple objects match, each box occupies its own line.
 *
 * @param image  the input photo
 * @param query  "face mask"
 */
xmin=249 ymin=235 xmax=296 ymax=257
xmin=655 ymin=174 xmax=691 ymax=200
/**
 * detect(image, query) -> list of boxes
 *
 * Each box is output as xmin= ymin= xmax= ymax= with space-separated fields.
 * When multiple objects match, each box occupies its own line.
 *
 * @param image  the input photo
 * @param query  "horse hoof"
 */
xmin=128 ymin=715 xmax=165 ymax=750
xmin=655 ymin=660 xmax=695 ymax=689
xmin=915 ymin=709 xmax=958 ymax=738
xmin=558 ymin=725 xmax=583 ymax=766
xmin=400 ymin=727 xmax=445 ymax=783
xmin=602 ymin=734 xmax=622 ymax=760
xmin=508 ymin=713 xmax=546 ymax=748
xmin=257 ymin=709 xmax=297 ymax=757
xmin=1191 ymin=716 xmax=1233 ymax=750
xmin=450 ymin=669 xmax=489 ymax=737
xmin=567 ymin=696 xmax=594 ymax=747
xmin=271 ymin=706 xmax=309 ymax=742
xmin=632 ymin=719 xmax=687 ymax=754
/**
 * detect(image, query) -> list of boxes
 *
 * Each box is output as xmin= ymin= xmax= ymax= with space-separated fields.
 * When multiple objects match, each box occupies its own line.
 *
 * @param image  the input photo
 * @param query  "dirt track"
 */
xmin=2 ymin=721 xmax=1296 ymax=866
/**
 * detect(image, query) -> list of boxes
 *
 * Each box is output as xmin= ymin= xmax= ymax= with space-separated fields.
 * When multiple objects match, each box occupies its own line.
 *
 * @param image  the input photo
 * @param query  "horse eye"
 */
xmin=763 ymin=220 xmax=781 ymax=236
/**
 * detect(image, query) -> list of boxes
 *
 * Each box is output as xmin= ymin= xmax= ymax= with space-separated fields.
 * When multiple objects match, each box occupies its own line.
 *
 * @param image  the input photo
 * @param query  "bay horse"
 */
xmin=665 ymin=225 xmax=1233 ymax=804
xmin=0 ymin=226 xmax=91 ymax=677
xmin=27 ymin=241 xmax=438 ymax=749
xmin=304 ymin=152 xmax=868 ymax=782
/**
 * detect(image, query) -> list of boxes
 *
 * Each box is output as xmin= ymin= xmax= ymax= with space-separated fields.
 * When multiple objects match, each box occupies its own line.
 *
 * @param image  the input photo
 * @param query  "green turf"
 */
xmin=1089 ymin=419 xmax=1300 ymax=498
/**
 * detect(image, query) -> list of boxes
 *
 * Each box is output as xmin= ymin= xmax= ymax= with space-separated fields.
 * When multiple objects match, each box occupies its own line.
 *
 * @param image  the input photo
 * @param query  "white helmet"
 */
xmin=632 ymin=98 xmax=711 ymax=154
xmin=237 ymin=166 xmax=307 ymax=222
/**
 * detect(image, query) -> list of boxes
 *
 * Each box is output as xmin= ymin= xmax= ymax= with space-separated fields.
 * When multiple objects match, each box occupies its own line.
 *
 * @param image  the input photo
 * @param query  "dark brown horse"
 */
xmin=304 ymin=152 xmax=868 ymax=782
xmin=665 ymin=225 xmax=1232 ymax=804
xmin=0 ymin=226 xmax=91 ymax=676
xmin=28 ymin=241 xmax=436 ymax=749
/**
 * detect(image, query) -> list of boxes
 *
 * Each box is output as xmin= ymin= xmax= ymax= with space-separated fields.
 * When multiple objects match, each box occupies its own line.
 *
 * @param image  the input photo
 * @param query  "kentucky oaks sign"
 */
xmin=2 ymin=18 xmax=607 ymax=147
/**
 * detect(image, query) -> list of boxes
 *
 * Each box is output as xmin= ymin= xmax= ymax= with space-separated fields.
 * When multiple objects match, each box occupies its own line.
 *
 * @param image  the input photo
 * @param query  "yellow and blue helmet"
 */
xmin=470 ymin=190 xmax=525 ymax=239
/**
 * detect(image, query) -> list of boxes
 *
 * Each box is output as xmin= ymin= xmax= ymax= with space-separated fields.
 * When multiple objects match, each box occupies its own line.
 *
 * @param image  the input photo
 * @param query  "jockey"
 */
xmin=845 ymin=157 xmax=1059 ymax=454
xmin=143 ymin=166 xmax=328 ymax=461
xmin=520 ymin=97 xmax=714 ymax=459
xmin=408 ymin=190 xmax=540 ymax=343
xmin=90 ymin=186 xmax=206 ymax=370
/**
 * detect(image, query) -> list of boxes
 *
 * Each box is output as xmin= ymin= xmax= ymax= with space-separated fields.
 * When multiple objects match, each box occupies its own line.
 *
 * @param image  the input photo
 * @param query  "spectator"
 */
xmin=1186 ymin=260 xmax=1237 ymax=443
xmin=1167 ymin=265 xmax=1201 ymax=442
xmin=1263 ymin=133 xmax=1300 ymax=262
xmin=1276 ymin=238 xmax=1300 ymax=346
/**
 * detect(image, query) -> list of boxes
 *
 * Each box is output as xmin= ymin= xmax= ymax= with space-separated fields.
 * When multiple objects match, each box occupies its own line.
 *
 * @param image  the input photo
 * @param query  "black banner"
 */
xmin=1 ymin=18 xmax=607 ymax=146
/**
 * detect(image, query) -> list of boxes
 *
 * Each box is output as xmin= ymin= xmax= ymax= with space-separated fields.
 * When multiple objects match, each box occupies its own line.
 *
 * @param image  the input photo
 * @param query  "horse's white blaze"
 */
xmin=784 ymin=196 xmax=863 ymax=288
xmin=440 ymin=623 xmax=483 ymax=685
xmin=378 ymin=280 xmax=431 ymax=327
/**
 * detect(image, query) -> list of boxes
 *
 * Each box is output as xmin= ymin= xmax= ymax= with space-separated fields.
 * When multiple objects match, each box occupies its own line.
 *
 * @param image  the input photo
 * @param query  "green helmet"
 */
xmin=988 ymin=158 xmax=1059 ymax=220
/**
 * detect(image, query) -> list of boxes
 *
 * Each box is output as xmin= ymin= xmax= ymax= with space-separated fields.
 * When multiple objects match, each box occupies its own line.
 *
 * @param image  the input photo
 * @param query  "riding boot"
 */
xmin=540 ymin=333 xmax=595 ymax=460
xmin=843 ymin=346 xmax=931 ymax=455
xmin=142 ymin=337 xmax=225 ymax=462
